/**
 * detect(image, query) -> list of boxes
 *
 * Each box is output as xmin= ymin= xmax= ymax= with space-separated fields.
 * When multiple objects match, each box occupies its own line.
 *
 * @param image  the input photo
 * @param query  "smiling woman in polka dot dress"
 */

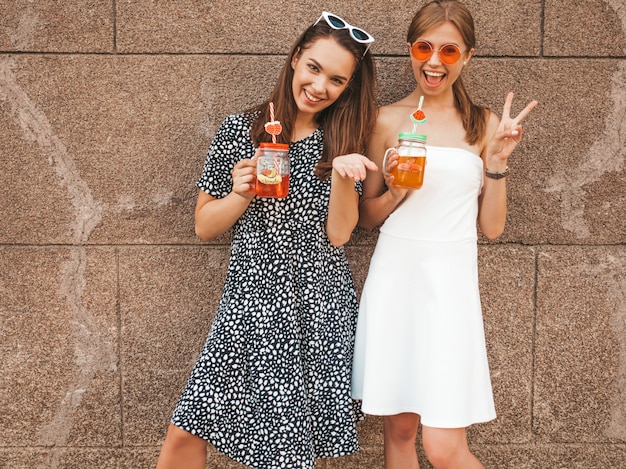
xmin=155 ymin=11 xmax=378 ymax=469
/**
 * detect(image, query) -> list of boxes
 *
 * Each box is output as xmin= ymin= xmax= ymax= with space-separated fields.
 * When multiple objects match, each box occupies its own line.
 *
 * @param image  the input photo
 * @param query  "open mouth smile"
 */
xmin=423 ymin=70 xmax=445 ymax=86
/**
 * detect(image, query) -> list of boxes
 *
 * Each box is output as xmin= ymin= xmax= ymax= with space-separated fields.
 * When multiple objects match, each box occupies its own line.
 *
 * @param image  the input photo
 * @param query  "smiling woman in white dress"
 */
xmin=351 ymin=1 xmax=537 ymax=468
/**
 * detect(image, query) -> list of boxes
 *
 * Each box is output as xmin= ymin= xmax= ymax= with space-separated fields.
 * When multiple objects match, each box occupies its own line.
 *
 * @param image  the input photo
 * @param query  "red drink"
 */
xmin=255 ymin=143 xmax=290 ymax=198
xmin=256 ymin=174 xmax=290 ymax=198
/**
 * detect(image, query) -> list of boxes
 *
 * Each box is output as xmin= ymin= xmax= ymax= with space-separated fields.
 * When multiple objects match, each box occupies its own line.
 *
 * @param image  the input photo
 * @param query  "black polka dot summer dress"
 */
xmin=171 ymin=113 xmax=363 ymax=469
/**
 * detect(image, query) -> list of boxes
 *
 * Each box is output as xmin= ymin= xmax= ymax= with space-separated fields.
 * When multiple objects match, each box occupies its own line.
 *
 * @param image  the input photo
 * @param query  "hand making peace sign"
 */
xmin=485 ymin=92 xmax=538 ymax=170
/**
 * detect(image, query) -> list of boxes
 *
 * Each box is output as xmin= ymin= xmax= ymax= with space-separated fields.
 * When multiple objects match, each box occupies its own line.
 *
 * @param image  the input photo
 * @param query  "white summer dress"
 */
xmin=351 ymin=145 xmax=497 ymax=428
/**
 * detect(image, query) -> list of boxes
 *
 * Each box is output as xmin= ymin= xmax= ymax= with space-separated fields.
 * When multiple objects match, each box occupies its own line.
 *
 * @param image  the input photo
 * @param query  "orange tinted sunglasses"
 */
xmin=410 ymin=41 xmax=465 ymax=65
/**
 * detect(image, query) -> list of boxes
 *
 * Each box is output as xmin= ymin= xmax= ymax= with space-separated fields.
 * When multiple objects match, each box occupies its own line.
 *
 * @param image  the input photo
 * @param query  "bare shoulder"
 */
xmin=374 ymin=101 xmax=411 ymax=133
xmin=376 ymin=103 xmax=399 ymax=123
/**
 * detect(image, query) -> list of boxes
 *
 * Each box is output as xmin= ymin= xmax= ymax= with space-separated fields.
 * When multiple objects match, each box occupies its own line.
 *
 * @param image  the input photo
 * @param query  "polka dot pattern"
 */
xmin=171 ymin=113 xmax=363 ymax=469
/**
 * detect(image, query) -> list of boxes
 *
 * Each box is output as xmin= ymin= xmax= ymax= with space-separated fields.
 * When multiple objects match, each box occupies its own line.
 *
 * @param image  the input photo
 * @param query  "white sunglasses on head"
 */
xmin=314 ymin=11 xmax=375 ymax=56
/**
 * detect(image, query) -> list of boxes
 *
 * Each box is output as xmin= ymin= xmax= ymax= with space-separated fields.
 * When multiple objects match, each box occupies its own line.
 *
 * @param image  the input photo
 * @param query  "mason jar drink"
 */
xmin=255 ymin=143 xmax=290 ymax=198
xmin=383 ymin=133 xmax=427 ymax=189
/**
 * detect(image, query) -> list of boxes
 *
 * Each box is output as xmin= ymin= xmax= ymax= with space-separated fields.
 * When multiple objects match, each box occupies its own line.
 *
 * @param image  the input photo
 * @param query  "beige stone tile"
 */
xmin=373 ymin=56 xmax=418 ymax=107
xmin=544 ymin=0 xmax=626 ymax=56
xmin=463 ymin=0 xmax=542 ymax=56
xmin=465 ymin=59 xmax=624 ymax=245
xmin=0 ymin=54 xmax=282 ymax=245
xmin=347 ymin=226 xmax=379 ymax=248
xmin=115 ymin=0 xmax=541 ymax=56
xmin=49 ymin=448 xmax=120 ymax=468
xmin=474 ymin=444 xmax=626 ymax=469
xmin=0 ymin=448 xmax=119 ymax=469
xmin=473 ymin=246 xmax=536 ymax=443
xmin=116 ymin=1 xmax=378 ymax=54
xmin=0 ymin=1 xmax=113 ymax=52
xmin=0 ymin=247 xmax=119 ymax=446
xmin=0 ymin=99 xmax=76 ymax=244
xmin=119 ymin=246 xmax=230 ymax=445
xmin=345 ymin=245 xmax=376 ymax=297
xmin=117 ymin=448 xmax=159 ymax=469
xmin=535 ymin=246 xmax=626 ymax=442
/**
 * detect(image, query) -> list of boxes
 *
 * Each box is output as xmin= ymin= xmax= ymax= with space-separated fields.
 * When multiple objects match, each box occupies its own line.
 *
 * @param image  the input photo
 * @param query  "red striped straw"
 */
xmin=269 ymin=101 xmax=280 ymax=173
xmin=269 ymin=102 xmax=276 ymax=143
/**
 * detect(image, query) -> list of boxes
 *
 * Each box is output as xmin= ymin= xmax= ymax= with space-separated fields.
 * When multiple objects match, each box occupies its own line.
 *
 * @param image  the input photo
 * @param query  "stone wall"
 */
xmin=1 ymin=1 xmax=624 ymax=468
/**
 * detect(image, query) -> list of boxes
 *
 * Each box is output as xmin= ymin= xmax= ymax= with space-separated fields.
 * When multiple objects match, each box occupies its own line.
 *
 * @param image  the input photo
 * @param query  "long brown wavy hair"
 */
xmin=249 ymin=18 xmax=377 ymax=180
xmin=407 ymin=0 xmax=488 ymax=145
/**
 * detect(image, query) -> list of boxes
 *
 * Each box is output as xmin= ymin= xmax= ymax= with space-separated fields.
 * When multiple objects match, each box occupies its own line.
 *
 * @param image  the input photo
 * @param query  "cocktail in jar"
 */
xmin=384 ymin=132 xmax=427 ymax=189
xmin=255 ymin=142 xmax=290 ymax=198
